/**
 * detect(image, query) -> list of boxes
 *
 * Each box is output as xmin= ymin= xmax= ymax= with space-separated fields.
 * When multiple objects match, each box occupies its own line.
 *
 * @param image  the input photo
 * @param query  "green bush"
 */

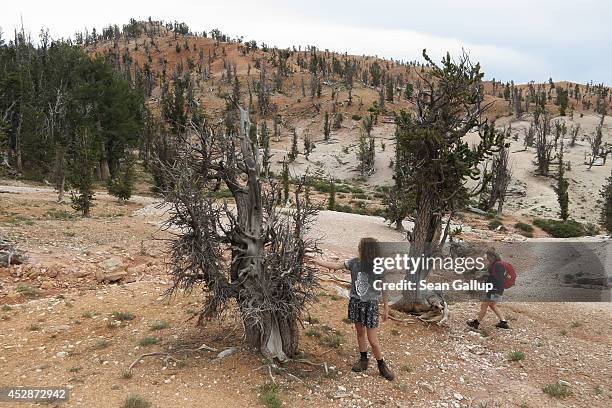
xmin=260 ymin=383 xmax=282 ymax=408
xmin=542 ymin=382 xmax=572 ymax=398
xmin=121 ymin=394 xmax=152 ymax=408
xmin=533 ymin=218 xmax=597 ymax=238
xmin=351 ymin=114 xmax=362 ymax=121
xmin=507 ymin=350 xmax=526 ymax=362
xmin=488 ymin=219 xmax=504 ymax=230
xmin=514 ymin=222 xmax=534 ymax=233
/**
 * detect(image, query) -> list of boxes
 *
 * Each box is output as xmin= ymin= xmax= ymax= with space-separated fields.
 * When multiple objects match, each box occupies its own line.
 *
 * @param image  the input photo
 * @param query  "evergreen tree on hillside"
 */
xmin=68 ymin=128 xmax=96 ymax=216
xmin=323 ymin=112 xmax=331 ymax=141
xmin=107 ymin=152 xmax=135 ymax=204
xmin=386 ymin=79 xmax=394 ymax=102
xmin=328 ymin=180 xmax=336 ymax=210
xmin=392 ymin=50 xmax=504 ymax=313
xmin=600 ymin=169 xmax=612 ymax=233
xmin=288 ymin=128 xmax=299 ymax=162
xmin=281 ymin=160 xmax=289 ymax=204
xmin=554 ymin=141 xmax=570 ymax=221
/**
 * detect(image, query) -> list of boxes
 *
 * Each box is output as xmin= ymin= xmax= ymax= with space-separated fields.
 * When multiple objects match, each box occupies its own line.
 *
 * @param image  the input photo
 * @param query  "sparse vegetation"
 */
xmin=150 ymin=321 xmax=170 ymax=331
xmin=507 ymin=350 xmax=526 ymax=362
xmin=111 ymin=311 xmax=135 ymax=321
xmin=121 ymin=394 xmax=152 ymax=408
xmin=533 ymin=218 xmax=597 ymax=237
xmin=15 ymin=283 xmax=40 ymax=297
xmin=94 ymin=339 xmax=111 ymax=349
xmin=138 ymin=336 xmax=159 ymax=346
xmin=543 ymin=382 xmax=572 ymax=398
xmin=260 ymin=383 xmax=282 ymax=408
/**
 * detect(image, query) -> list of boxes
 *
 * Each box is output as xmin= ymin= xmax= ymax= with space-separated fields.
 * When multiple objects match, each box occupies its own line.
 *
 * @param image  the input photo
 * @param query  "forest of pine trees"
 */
xmin=0 ymin=26 xmax=143 ymax=209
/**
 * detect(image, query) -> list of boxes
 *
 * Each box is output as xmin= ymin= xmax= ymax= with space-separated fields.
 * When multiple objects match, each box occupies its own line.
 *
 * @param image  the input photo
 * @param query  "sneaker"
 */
xmin=377 ymin=360 xmax=395 ymax=381
xmin=467 ymin=319 xmax=480 ymax=329
xmin=351 ymin=357 xmax=368 ymax=372
xmin=495 ymin=320 xmax=510 ymax=329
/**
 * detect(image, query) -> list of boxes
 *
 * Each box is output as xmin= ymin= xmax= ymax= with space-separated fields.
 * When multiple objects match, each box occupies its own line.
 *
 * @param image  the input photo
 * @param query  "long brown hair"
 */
xmin=358 ymin=237 xmax=379 ymax=272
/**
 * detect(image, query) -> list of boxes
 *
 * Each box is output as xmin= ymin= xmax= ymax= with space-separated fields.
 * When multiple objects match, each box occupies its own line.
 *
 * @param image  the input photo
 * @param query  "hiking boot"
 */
xmin=467 ymin=319 xmax=480 ymax=329
xmin=377 ymin=360 xmax=395 ymax=381
xmin=496 ymin=320 xmax=510 ymax=329
xmin=351 ymin=357 xmax=368 ymax=372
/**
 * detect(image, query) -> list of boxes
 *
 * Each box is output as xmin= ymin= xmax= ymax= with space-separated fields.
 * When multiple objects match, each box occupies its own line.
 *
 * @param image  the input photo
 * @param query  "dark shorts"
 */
xmin=348 ymin=297 xmax=379 ymax=328
xmin=483 ymin=293 xmax=503 ymax=303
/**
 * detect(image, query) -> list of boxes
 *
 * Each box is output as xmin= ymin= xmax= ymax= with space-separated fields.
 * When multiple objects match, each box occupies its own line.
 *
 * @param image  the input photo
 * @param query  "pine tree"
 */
xmin=303 ymin=134 xmax=313 ymax=160
xmin=600 ymin=169 xmax=612 ymax=233
xmin=107 ymin=152 xmax=135 ymax=204
xmin=323 ymin=112 xmax=331 ymax=141
xmin=288 ymin=128 xmax=299 ymax=162
xmin=404 ymin=83 xmax=413 ymax=100
xmin=68 ymin=128 xmax=96 ymax=216
xmin=555 ymin=141 xmax=570 ymax=221
xmin=281 ymin=160 xmax=289 ymax=204
xmin=328 ymin=180 xmax=336 ymax=210
xmin=386 ymin=79 xmax=394 ymax=102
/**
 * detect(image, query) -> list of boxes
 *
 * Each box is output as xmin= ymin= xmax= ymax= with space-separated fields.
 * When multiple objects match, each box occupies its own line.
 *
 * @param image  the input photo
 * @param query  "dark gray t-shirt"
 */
xmin=345 ymin=257 xmax=382 ymax=302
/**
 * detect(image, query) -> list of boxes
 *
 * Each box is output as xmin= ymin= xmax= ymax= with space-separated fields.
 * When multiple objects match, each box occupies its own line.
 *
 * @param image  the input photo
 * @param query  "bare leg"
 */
xmin=477 ymin=301 xmax=490 ymax=322
xmin=366 ymin=327 xmax=383 ymax=360
xmin=355 ymin=323 xmax=368 ymax=353
xmin=489 ymin=302 xmax=505 ymax=321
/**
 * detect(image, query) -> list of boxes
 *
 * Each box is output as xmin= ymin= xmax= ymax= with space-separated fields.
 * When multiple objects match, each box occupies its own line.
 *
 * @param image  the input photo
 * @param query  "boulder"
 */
xmin=100 ymin=257 xmax=123 ymax=272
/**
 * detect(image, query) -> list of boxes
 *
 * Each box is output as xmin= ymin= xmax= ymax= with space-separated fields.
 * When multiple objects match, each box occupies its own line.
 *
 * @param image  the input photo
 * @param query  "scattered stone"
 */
xmin=102 ymin=271 xmax=127 ymax=283
xmin=100 ymin=258 xmax=123 ymax=272
xmin=73 ymin=270 xmax=91 ymax=278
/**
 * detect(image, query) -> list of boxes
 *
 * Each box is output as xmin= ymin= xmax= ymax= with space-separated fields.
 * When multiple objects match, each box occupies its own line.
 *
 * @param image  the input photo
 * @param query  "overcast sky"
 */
xmin=1 ymin=0 xmax=610 ymax=84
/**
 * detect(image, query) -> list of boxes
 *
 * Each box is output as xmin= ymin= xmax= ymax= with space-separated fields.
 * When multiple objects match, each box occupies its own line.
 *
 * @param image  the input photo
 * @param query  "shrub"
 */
xmin=488 ymin=219 xmax=503 ymax=230
xmin=138 ymin=336 xmax=159 ymax=346
xmin=260 ymin=383 xmax=282 ymax=408
xmin=322 ymin=331 xmax=344 ymax=348
xmin=305 ymin=327 xmax=321 ymax=338
xmin=111 ymin=311 xmax=135 ymax=321
xmin=351 ymin=114 xmax=362 ymax=121
xmin=121 ymin=394 xmax=152 ymax=408
xmin=514 ymin=222 xmax=534 ymax=233
xmin=150 ymin=321 xmax=170 ymax=331
xmin=94 ymin=339 xmax=111 ymax=349
xmin=507 ymin=350 xmax=526 ymax=362
xmin=542 ymin=382 xmax=572 ymax=398
xmin=16 ymin=283 xmax=40 ymax=297
xmin=45 ymin=209 xmax=76 ymax=220
xmin=533 ymin=218 xmax=596 ymax=238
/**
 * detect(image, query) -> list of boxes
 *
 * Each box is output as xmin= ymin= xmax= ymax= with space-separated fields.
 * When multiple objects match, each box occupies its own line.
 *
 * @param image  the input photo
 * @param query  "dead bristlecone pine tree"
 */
xmin=159 ymin=105 xmax=319 ymax=361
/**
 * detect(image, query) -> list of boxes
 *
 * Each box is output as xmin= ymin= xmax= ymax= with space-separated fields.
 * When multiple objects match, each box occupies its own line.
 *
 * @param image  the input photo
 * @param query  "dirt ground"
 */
xmin=1 ymin=181 xmax=611 ymax=408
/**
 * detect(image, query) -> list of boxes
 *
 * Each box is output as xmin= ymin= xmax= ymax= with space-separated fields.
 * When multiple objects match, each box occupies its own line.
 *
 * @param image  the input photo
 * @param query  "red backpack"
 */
xmin=497 ymin=261 xmax=516 ymax=289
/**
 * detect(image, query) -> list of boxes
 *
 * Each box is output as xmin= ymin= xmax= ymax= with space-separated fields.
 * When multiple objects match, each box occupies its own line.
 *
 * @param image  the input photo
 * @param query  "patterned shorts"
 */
xmin=348 ymin=297 xmax=379 ymax=328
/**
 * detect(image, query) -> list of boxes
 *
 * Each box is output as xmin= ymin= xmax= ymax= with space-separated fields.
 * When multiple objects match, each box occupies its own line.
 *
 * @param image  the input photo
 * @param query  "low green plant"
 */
xmin=260 ymin=383 xmax=282 ymax=408
xmin=149 ymin=321 xmax=170 ymax=331
xmin=533 ymin=218 xmax=596 ymax=238
xmin=542 ymin=382 xmax=572 ymax=398
xmin=16 ymin=283 xmax=40 ymax=297
xmin=111 ymin=311 xmax=135 ymax=321
xmin=120 ymin=394 xmax=152 ymax=408
xmin=507 ymin=350 xmax=526 ymax=362
xmin=138 ymin=336 xmax=159 ymax=347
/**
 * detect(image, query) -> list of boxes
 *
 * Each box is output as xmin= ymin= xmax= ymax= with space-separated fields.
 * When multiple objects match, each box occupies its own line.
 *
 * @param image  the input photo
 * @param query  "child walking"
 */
xmin=467 ymin=247 xmax=510 ymax=330
xmin=311 ymin=237 xmax=395 ymax=381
